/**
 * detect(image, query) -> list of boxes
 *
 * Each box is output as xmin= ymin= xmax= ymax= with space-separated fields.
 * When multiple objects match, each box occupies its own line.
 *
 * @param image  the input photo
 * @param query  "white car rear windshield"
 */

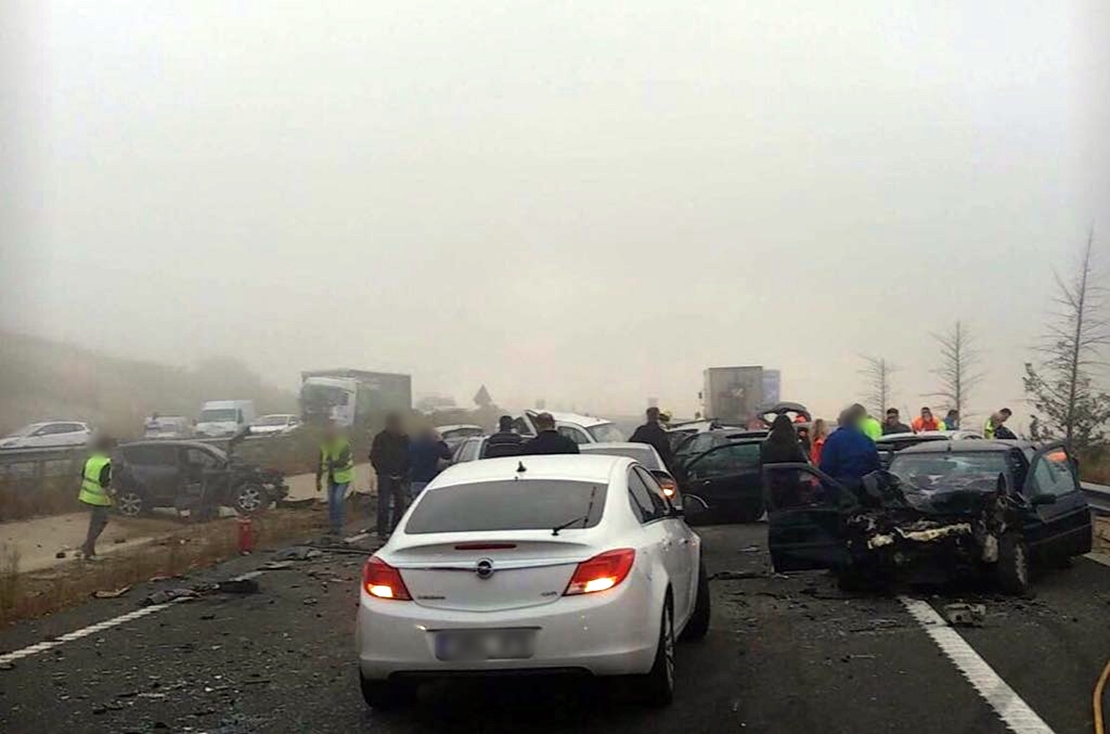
xmin=404 ymin=480 xmax=607 ymax=534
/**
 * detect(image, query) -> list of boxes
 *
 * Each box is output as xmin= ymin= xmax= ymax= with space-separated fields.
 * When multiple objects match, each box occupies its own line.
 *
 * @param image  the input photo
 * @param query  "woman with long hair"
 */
xmin=760 ymin=414 xmax=805 ymax=465
xmin=810 ymin=418 xmax=829 ymax=466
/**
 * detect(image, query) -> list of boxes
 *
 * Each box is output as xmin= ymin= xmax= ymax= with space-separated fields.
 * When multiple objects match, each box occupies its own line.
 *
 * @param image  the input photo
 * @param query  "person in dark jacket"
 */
xmin=369 ymin=412 xmax=411 ymax=537
xmin=882 ymin=408 xmax=912 ymax=435
xmin=628 ymin=407 xmax=674 ymax=469
xmin=820 ymin=405 xmax=880 ymax=486
xmin=520 ymin=412 xmax=579 ymax=455
xmin=408 ymin=426 xmax=451 ymax=499
xmin=485 ymin=415 xmax=524 ymax=459
xmin=761 ymin=414 xmax=807 ymax=507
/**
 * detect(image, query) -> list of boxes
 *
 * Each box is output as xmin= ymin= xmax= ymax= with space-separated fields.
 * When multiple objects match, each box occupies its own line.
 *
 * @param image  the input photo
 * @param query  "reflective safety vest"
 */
xmin=320 ymin=437 xmax=354 ymax=485
xmin=78 ymin=454 xmax=112 ymax=506
xmin=983 ymin=418 xmax=996 ymax=439
xmin=861 ymin=417 xmax=883 ymax=442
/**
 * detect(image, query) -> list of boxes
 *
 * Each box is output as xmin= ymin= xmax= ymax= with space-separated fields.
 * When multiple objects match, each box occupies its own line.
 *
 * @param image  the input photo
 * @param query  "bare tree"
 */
xmin=1023 ymin=229 xmax=1110 ymax=447
xmin=930 ymin=320 xmax=983 ymax=420
xmin=859 ymin=355 xmax=898 ymax=417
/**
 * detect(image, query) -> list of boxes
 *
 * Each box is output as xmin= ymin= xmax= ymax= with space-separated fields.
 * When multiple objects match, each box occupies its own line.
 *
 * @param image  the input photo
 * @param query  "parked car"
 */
xmin=143 ymin=416 xmax=193 ymax=440
xmin=356 ymin=454 xmax=709 ymax=709
xmin=763 ymin=440 xmax=1092 ymax=594
xmin=0 ymin=421 xmax=92 ymax=450
xmin=250 ymin=414 xmax=301 ymax=437
xmin=673 ymin=438 xmax=766 ymax=523
xmin=112 ymin=435 xmax=288 ymax=517
xmin=578 ymin=442 xmax=681 ymax=505
xmin=671 ymin=429 xmax=768 ymax=471
xmin=435 ymin=424 xmax=485 ymax=449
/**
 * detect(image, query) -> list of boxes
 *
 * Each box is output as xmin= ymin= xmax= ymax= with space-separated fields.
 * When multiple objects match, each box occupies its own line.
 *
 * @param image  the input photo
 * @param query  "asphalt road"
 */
xmin=1 ymin=521 xmax=1108 ymax=734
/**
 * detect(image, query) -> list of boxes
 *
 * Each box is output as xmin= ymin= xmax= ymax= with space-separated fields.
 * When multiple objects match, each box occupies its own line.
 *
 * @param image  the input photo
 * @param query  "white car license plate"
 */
xmin=434 ymin=629 xmax=536 ymax=661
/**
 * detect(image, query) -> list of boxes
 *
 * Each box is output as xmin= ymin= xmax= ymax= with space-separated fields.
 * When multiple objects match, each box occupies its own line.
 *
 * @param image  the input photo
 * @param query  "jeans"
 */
xmin=410 ymin=481 xmax=430 ymax=500
xmin=376 ymin=474 xmax=409 ymax=536
xmin=327 ymin=481 xmax=349 ymax=535
xmin=82 ymin=504 xmax=110 ymax=557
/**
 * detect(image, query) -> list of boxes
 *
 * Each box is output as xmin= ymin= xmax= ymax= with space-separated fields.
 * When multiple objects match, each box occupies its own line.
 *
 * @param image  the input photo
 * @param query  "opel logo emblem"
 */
xmin=475 ymin=558 xmax=495 ymax=580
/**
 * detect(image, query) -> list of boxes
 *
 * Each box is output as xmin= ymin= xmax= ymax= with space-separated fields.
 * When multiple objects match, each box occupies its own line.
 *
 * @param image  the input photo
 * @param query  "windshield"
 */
xmin=198 ymin=409 xmax=237 ymax=423
xmin=404 ymin=480 xmax=607 ymax=534
xmin=5 ymin=424 xmax=40 ymax=438
xmin=889 ymin=452 xmax=1009 ymax=492
xmin=254 ymin=415 xmax=290 ymax=426
xmin=580 ymin=445 xmax=660 ymax=470
xmin=587 ymin=423 xmax=625 ymax=443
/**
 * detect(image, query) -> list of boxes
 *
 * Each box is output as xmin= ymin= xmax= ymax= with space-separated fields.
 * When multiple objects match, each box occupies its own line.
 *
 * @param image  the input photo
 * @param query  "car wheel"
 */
xmin=359 ymin=673 xmax=414 ymax=710
xmin=639 ymin=597 xmax=675 ymax=707
xmin=234 ymin=483 xmax=266 ymax=515
xmin=680 ymin=561 xmax=711 ymax=641
xmin=114 ymin=491 xmax=144 ymax=518
xmin=996 ymin=533 xmax=1029 ymax=595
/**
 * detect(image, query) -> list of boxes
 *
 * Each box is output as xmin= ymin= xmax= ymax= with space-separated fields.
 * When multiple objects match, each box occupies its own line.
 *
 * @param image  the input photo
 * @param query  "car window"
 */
xmin=627 ymin=469 xmax=667 ymax=523
xmin=557 ymin=425 xmax=591 ymax=445
xmin=889 ymin=452 xmax=1009 ymax=493
xmin=36 ymin=424 xmax=66 ymax=436
xmin=122 ymin=444 xmax=178 ymax=466
xmin=512 ymin=417 xmax=533 ymax=436
xmin=687 ymin=442 xmax=761 ymax=479
xmin=185 ymin=447 xmax=222 ymax=469
xmin=62 ymin=423 xmax=85 ymax=434
xmin=457 ymin=439 xmax=481 ymax=462
xmin=684 ymin=433 xmax=715 ymax=456
xmin=405 ymin=480 xmax=606 ymax=533
xmin=634 ymin=466 xmax=672 ymax=515
xmin=1030 ymin=448 xmax=1077 ymax=497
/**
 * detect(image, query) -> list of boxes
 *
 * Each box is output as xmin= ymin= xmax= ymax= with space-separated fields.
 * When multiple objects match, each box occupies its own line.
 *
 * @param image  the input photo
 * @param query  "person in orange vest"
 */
xmin=911 ymin=406 xmax=944 ymax=433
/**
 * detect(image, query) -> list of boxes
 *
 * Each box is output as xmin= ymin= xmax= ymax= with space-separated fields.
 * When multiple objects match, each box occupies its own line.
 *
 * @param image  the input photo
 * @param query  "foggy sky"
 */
xmin=3 ymin=1 xmax=1109 ymax=424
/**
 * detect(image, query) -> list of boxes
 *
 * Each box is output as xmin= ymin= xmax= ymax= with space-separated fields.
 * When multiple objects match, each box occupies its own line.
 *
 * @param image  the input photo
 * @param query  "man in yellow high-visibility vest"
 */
xmin=317 ymin=423 xmax=355 ymax=537
xmin=78 ymin=436 xmax=115 ymax=560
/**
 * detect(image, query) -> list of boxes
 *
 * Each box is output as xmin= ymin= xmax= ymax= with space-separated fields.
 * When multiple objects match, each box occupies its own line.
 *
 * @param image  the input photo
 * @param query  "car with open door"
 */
xmin=355 ymin=454 xmax=709 ymax=709
xmin=673 ymin=439 xmax=765 ymax=523
xmin=671 ymin=429 xmax=768 ymax=472
xmin=763 ymin=440 xmax=1092 ymax=594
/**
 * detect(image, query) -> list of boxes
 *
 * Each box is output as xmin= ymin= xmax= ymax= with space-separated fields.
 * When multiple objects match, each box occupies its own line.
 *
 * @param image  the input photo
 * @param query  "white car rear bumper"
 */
xmin=356 ymin=577 xmax=659 ymax=680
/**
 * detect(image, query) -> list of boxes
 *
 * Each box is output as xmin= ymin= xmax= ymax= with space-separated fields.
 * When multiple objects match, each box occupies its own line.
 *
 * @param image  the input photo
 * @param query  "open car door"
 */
xmin=763 ymin=462 xmax=852 ymax=572
xmin=1020 ymin=442 xmax=1093 ymax=559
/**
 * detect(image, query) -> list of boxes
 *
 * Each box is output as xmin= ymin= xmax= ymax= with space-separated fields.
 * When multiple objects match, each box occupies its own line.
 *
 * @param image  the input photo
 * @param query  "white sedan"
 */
xmin=356 ymin=454 xmax=709 ymax=708
xmin=0 ymin=421 xmax=92 ymax=450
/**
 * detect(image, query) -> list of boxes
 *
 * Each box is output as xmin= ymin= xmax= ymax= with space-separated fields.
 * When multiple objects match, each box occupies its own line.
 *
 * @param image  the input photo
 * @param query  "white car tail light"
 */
xmin=363 ymin=556 xmax=412 ymax=600
xmin=563 ymin=548 xmax=636 ymax=596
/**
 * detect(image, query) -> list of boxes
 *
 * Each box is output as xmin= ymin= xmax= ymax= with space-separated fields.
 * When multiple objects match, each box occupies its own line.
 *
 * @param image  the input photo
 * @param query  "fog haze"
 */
xmin=3 ymin=1 xmax=1109 ymax=423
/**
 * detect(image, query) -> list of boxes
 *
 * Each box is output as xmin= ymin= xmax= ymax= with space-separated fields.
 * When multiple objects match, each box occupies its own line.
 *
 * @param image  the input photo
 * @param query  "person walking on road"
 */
xmin=911 ymin=406 xmax=944 ymax=433
xmin=316 ymin=422 xmax=354 ymax=537
xmin=409 ymin=426 xmax=451 ymax=499
xmin=810 ymin=418 xmax=829 ymax=465
xmin=882 ymin=408 xmax=911 ymax=435
xmin=628 ymin=407 xmax=674 ymax=469
xmin=370 ymin=412 xmax=411 ymax=537
xmin=520 ymin=412 xmax=579 ymax=455
xmin=79 ymin=435 xmax=115 ymax=560
xmin=485 ymin=415 xmax=525 ymax=459
xmin=983 ymin=408 xmax=1013 ymax=439
xmin=819 ymin=405 xmax=880 ymax=487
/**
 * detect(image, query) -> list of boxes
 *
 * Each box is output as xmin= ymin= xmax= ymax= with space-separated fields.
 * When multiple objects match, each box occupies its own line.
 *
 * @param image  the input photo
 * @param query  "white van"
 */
xmin=195 ymin=400 xmax=256 ymax=438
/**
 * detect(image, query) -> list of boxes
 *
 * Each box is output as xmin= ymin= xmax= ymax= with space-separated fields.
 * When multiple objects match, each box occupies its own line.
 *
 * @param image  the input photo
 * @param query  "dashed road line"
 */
xmin=0 ymin=532 xmax=374 ymax=666
xmin=899 ymin=596 xmax=1055 ymax=734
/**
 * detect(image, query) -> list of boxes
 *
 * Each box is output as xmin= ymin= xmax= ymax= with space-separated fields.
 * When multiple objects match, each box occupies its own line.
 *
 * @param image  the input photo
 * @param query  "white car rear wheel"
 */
xmin=640 ymin=598 xmax=675 ymax=707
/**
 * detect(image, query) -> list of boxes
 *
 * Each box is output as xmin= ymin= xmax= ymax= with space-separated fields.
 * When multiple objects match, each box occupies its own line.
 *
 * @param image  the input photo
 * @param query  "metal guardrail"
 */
xmin=1082 ymin=482 xmax=1110 ymax=516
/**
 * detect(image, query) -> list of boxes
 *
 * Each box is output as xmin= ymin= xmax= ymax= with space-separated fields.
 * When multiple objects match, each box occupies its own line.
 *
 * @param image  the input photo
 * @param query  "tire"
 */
xmin=639 ymin=597 xmax=675 ymax=707
xmin=359 ymin=674 xmax=412 ymax=710
xmin=996 ymin=533 xmax=1030 ymax=595
xmin=114 ymin=491 xmax=144 ymax=518
xmin=233 ymin=482 xmax=267 ymax=515
xmin=680 ymin=561 xmax=711 ymax=641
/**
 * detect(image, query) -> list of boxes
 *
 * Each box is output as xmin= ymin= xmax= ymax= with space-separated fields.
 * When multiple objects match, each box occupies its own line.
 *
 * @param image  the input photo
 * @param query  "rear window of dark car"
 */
xmin=121 ymin=444 xmax=178 ymax=466
xmin=404 ymin=480 xmax=608 ymax=534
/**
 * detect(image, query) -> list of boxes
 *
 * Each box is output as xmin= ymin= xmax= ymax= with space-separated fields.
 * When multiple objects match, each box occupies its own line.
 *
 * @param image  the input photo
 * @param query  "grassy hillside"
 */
xmin=0 ymin=332 xmax=297 ymax=438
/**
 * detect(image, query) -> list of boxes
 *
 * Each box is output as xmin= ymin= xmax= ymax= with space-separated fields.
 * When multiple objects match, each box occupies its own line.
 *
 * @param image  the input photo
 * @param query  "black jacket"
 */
xmin=370 ymin=430 xmax=411 ymax=477
xmin=485 ymin=431 xmax=524 ymax=459
xmin=628 ymin=422 xmax=674 ymax=469
xmin=882 ymin=422 xmax=912 ymax=435
xmin=521 ymin=430 xmax=580 ymax=456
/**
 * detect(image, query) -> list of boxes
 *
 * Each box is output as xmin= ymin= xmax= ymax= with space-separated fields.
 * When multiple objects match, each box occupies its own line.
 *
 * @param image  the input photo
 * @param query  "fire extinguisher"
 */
xmin=237 ymin=516 xmax=255 ymax=554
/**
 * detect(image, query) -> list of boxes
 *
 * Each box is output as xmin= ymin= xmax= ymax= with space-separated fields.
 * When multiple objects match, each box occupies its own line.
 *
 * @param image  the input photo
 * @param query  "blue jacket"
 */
xmin=409 ymin=437 xmax=452 ymax=483
xmin=819 ymin=424 xmax=880 ymax=484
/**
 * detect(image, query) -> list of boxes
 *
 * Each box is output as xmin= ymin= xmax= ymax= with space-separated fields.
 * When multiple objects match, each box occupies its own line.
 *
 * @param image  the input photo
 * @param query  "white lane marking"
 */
xmin=0 ymin=537 xmax=374 ymax=666
xmin=899 ymin=596 xmax=1055 ymax=734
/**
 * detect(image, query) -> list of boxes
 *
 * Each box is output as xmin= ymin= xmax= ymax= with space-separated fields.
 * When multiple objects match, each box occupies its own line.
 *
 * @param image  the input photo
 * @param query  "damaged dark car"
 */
xmin=764 ymin=440 xmax=1092 ymax=594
